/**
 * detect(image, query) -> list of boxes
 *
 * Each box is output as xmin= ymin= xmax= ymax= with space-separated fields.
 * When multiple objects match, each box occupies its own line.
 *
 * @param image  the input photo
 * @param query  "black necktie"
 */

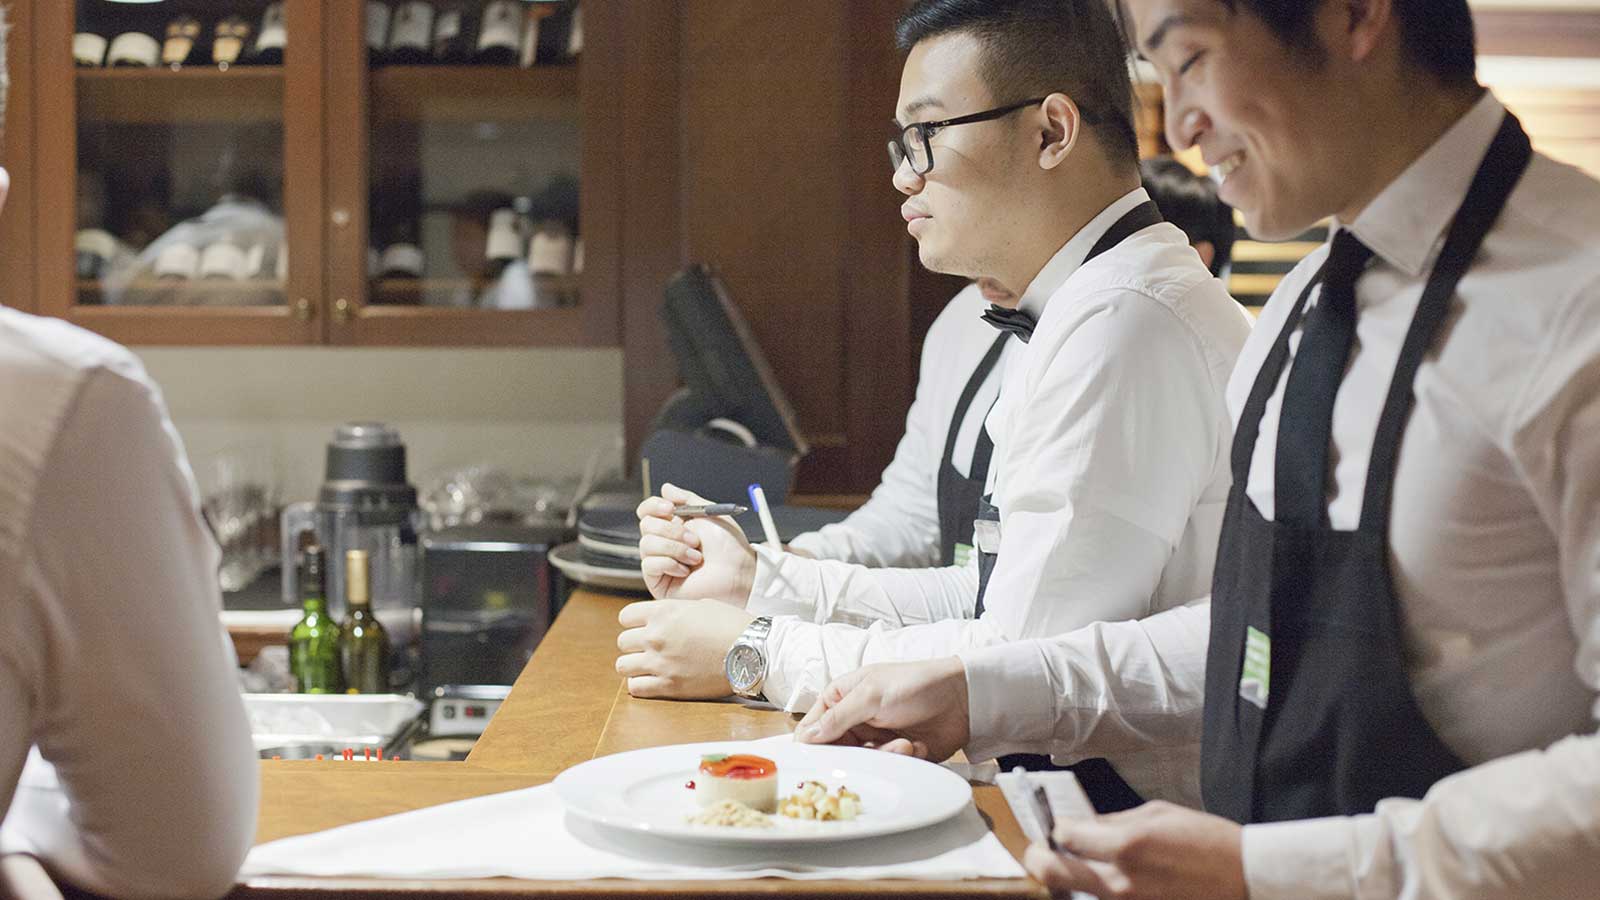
xmin=1274 ymin=230 xmax=1374 ymax=528
xmin=981 ymin=304 xmax=1036 ymax=343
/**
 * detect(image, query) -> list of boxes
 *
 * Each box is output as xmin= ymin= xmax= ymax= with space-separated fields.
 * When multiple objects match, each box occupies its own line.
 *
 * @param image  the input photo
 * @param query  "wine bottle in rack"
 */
xmin=107 ymin=32 xmax=159 ymax=68
xmin=474 ymin=0 xmax=522 ymax=66
xmin=387 ymin=2 xmax=435 ymax=65
xmin=367 ymin=2 xmax=393 ymax=65
xmin=253 ymin=2 xmax=287 ymax=65
xmin=160 ymin=16 xmax=203 ymax=68
xmin=378 ymin=220 xmax=425 ymax=280
xmin=212 ymin=16 xmax=252 ymax=68
xmin=432 ymin=3 xmax=472 ymax=64
xmin=567 ymin=3 xmax=583 ymax=58
xmin=73 ymin=33 xmax=108 ymax=68
xmin=483 ymin=209 xmax=523 ymax=280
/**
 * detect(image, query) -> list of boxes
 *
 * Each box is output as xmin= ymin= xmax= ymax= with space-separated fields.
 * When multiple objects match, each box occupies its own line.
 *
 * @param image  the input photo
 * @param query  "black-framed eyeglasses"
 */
xmin=888 ymin=96 xmax=1049 ymax=175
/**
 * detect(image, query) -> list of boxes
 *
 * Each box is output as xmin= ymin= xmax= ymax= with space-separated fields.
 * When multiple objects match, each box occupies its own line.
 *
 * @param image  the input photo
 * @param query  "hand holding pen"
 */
xmin=636 ymin=482 xmax=760 ymax=604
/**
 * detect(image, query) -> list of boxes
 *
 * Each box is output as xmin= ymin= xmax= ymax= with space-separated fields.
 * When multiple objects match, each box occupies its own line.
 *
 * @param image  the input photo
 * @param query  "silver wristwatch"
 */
xmin=724 ymin=616 xmax=772 ymax=700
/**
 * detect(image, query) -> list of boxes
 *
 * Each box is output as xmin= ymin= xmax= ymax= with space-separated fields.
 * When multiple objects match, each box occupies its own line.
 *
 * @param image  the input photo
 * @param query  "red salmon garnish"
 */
xmin=698 ymin=753 xmax=778 ymax=780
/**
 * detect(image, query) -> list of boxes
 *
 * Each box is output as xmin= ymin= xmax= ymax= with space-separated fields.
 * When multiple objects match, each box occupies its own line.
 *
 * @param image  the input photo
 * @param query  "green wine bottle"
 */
xmin=288 ymin=546 xmax=343 ymax=694
xmin=339 ymin=549 xmax=390 ymax=694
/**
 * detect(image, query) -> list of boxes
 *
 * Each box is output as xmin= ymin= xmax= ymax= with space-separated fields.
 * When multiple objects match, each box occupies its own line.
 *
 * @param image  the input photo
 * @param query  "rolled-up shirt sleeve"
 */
xmin=957 ymin=600 xmax=1212 ymax=764
xmin=746 ymin=545 xmax=978 ymax=629
xmin=0 ymin=367 xmax=258 ymax=900
xmin=1242 ymin=733 xmax=1600 ymax=900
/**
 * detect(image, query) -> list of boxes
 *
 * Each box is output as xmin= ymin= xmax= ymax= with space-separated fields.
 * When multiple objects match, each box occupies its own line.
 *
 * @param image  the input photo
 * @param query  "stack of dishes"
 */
xmin=548 ymin=501 xmax=854 ymax=594
xmin=576 ymin=508 xmax=646 ymax=569
xmin=548 ymin=505 xmax=649 ymax=593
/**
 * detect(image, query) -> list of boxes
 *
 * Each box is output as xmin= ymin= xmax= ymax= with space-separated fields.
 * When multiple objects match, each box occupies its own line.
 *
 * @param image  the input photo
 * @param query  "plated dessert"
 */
xmin=684 ymin=752 xmax=862 ymax=828
xmin=692 ymin=753 xmax=779 ymax=813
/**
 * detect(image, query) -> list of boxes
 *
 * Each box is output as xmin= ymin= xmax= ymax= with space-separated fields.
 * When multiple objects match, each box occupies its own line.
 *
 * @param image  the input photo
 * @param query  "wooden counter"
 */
xmin=232 ymin=590 xmax=1046 ymax=898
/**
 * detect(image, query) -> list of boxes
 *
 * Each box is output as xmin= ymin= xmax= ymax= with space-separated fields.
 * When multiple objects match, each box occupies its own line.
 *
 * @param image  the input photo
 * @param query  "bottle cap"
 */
xmin=154 ymin=242 xmax=200 ymax=280
xmin=198 ymin=242 xmax=249 ymax=280
xmin=73 ymin=33 xmax=108 ymax=67
xmin=162 ymin=16 xmax=201 ymax=68
xmin=107 ymin=32 xmax=160 ymax=68
xmin=213 ymin=16 xmax=252 ymax=66
xmin=366 ymin=1 xmax=392 ymax=52
xmin=379 ymin=243 xmax=425 ymax=278
xmin=256 ymin=3 xmax=288 ymax=55
xmin=345 ymin=549 xmax=371 ymax=607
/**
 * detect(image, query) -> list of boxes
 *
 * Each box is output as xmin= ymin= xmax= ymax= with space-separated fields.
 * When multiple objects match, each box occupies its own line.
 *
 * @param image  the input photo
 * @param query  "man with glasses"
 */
xmin=798 ymin=0 xmax=1600 ymax=897
xmin=623 ymin=0 xmax=1248 ymax=812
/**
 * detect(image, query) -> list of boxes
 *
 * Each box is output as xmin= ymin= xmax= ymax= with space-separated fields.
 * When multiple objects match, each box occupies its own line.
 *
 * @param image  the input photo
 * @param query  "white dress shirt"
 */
xmin=959 ymin=93 xmax=1600 ymax=898
xmin=750 ymin=188 xmax=1251 ymax=803
xmin=0 ymin=309 xmax=259 ymax=899
xmin=787 ymin=284 xmax=1014 ymax=567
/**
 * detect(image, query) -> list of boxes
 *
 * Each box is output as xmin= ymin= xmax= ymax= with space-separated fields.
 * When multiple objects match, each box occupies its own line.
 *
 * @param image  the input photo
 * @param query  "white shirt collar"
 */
xmin=1017 ymin=186 xmax=1152 ymax=320
xmin=1341 ymin=90 xmax=1504 ymax=278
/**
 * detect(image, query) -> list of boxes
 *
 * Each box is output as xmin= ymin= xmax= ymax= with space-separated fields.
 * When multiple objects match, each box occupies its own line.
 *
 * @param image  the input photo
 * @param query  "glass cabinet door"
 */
xmin=36 ymin=0 xmax=324 ymax=343
xmin=327 ymin=0 xmax=603 ymax=346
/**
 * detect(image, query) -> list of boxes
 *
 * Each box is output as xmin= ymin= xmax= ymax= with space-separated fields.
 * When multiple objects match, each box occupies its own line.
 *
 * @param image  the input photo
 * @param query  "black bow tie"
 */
xmin=981 ymin=304 xmax=1037 ymax=343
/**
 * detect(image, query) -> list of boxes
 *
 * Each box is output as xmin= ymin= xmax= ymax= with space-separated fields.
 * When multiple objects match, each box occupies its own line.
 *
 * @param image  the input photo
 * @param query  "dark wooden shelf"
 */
xmin=77 ymin=278 xmax=287 ymax=306
xmin=347 ymin=303 xmax=592 ymax=348
xmin=77 ymin=66 xmax=285 ymax=123
xmin=371 ymin=65 xmax=580 ymax=121
xmin=369 ymin=275 xmax=580 ymax=311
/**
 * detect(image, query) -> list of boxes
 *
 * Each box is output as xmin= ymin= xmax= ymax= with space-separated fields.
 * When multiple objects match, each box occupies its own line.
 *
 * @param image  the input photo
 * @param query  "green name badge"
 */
xmin=1239 ymin=626 xmax=1270 ymax=710
xmin=953 ymin=543 xmax=974 ymax=568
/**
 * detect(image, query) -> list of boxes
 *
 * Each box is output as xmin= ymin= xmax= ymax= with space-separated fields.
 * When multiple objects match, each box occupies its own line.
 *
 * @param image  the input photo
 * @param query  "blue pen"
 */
xmin=747 ymin=484 xmax=783 ymax=551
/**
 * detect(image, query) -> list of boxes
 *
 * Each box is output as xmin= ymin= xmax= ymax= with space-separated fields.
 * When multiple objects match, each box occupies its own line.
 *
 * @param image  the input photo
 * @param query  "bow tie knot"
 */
xmin=981 ymin=304 xmax=1036 ymax=343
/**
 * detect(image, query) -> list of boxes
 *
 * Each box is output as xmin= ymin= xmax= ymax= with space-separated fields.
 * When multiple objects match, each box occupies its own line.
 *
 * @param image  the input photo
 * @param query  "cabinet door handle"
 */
xmin=334 ymin=298 xmax=351 ymax=322
xmin=294 ymin=297 xmax=314 ymax=321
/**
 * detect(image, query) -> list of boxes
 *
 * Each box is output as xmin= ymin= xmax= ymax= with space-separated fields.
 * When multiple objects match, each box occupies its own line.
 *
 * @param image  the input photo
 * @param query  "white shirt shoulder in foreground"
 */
xmin=0 ymin=308 xmax=258 ymax=900
xmin=787 ymin=283 xmax=1010 ymax=567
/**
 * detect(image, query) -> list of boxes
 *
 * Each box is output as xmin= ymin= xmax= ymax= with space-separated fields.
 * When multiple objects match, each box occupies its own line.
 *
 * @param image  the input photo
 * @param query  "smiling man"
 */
xmin=798 ymin=0 xmax=1600 ymax=897
xmin=624 ymin=0 xmax=1248 ymax=813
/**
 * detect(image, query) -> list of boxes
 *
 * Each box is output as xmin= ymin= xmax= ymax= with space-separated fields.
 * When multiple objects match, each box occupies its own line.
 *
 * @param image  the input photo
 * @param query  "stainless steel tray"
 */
xmin=244 ymin=693 xmax=425 ymax=756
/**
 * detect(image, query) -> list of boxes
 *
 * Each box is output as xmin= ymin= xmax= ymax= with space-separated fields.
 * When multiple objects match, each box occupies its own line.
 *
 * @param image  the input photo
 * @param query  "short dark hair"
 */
xmin=895 ymin=0 xmax=1139 ymax=166
xmin=1140 ymin=156 xmax=1234 ymax=276
xmin=1218 ymin=0 xmax=1476 ymax=85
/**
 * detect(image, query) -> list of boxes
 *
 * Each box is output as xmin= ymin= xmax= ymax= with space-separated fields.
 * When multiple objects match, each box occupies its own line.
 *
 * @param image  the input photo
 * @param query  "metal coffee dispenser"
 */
xmin=281 ymin=423 xmax=422 ymax=650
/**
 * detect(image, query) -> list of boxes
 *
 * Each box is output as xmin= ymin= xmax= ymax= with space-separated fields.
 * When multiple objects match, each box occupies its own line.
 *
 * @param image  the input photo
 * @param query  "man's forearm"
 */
xmin=1243 ymin=731 xmax=1600 ymax=900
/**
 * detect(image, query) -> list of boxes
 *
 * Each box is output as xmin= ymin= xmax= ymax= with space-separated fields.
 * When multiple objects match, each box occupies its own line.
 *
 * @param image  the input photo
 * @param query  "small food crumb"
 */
xmin=685 ymin=799 xmax=774 ymax=828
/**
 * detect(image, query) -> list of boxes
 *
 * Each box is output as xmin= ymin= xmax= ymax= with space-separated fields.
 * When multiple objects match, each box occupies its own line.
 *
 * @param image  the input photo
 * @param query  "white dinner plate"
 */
xmin=547 ymin=541 xmax=648 ymax=592
xmin=553 ymin=740 xmax=973 ymax=844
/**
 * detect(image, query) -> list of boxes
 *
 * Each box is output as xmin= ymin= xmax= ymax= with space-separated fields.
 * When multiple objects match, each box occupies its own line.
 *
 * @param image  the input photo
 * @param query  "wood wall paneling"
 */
xmin=623 ymin=0 xmax=919 ymax=495
xmin=841 ymin=1 xmax=918 ymax=495
xmin=1475 ymin=8 xmax=1600 ymax=58
xmin=1 ymin=0 xmax=37 ymax=314
xmin=619 ymin=2 xmax=686 ymax=482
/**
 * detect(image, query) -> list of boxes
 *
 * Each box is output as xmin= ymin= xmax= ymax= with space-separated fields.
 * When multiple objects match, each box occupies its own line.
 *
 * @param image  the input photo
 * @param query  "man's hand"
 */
xmin=1023 ymin=801 xmax=1246 ymax=900
xmin=637 ymin=483 xmax=757 ymax=605
xmin=616 ymin=598 xmax=755 ymax=699
xmin=793 ymin=659 xmax=970 ymax=761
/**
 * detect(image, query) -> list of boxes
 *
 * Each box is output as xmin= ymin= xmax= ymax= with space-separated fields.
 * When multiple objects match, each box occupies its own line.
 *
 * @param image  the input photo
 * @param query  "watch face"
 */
xmin=727 ymin=644 xmax=763 ymax=693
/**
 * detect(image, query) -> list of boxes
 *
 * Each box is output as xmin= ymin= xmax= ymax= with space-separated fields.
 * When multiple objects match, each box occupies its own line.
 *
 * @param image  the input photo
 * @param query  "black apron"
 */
xmin=973 ymin=199 xmax=1165 ymax=814
xmin=936 ymin=334 xmax=1008 ymax=568
xmin=1201 ymin=112 xmax=1532 ymax=824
